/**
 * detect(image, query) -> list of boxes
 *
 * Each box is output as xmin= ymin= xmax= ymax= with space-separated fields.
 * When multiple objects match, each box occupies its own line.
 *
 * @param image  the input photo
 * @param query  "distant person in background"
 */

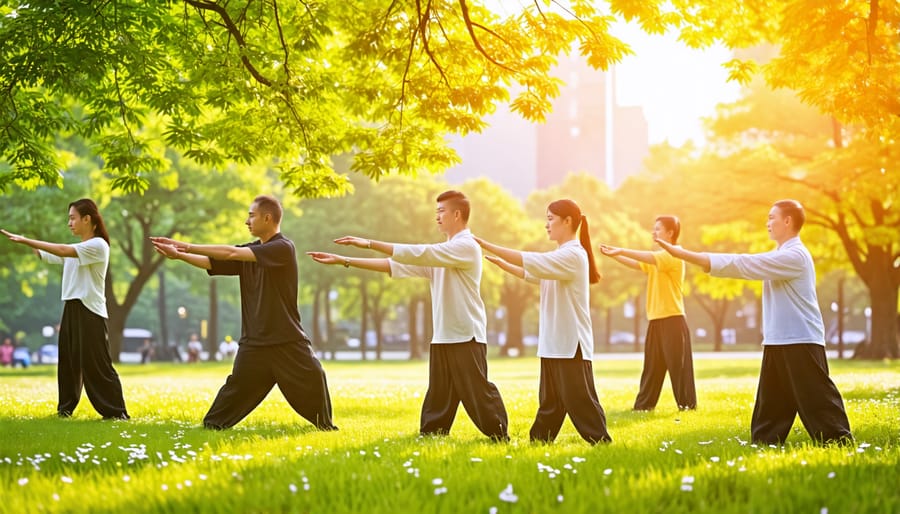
xmin=656 ymin=199 xmax=852 ymax=445
xmin=599 ymin=215 xmax=697 ymax=411
xmin=0 ymin=336 xmax=13 ymax=367
xmin=140 ymin=338 xmax=154 ymax=364
xmin=186 ymin=333 xmax=203 ymax=363
xmin=1 ymin=198 xmax=129 ymax=420
xmin=219 ymin=336 xmax=238 ymax=361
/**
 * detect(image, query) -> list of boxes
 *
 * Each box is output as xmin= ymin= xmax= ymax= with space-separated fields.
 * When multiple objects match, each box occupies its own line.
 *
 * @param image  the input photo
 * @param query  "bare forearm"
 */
xmin=345 ymin=257 xmax=391 ymax=273
xmin=367 ymin=240 xmax=395 ymax=256
xmin=27 ymin=238 xmax=77 ymax=258
xmin=177 ymin=252 xmax=212 ymax=270
xmin=481 ymin=241 xmax=523 ymax=266
xmin=188 ymin=244 xmax=250 ymax=262
xmin=496 ymin=260 xmax=525 ymax=279
xmin=611 ymin=254 xmax=642 ymax=271
xmin=670 ymin=246 xmax=710 ymax=272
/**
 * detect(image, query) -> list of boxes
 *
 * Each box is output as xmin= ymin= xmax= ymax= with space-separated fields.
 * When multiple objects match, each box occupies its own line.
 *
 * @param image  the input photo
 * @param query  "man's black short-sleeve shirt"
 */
xmin=207 ymin=233 xmax=310 ymax=346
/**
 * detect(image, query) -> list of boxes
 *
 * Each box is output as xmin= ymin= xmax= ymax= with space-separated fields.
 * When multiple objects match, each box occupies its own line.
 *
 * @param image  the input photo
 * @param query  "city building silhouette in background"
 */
xmin=446 ymin=54 xmax=649 ymax=196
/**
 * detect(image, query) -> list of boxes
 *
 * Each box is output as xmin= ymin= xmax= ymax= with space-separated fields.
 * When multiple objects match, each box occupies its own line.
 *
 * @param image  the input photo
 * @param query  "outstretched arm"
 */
xmin=152 ymin=241 xmax=212 ymax=270
xmin=334 ymin=236 xmax=394 ymax=256
xmin=474 ymin=236 xmax=523 ymax=266
xmin=149 ymin=237 xmax=255 ymax=262
xmin=598 ymin=244 xmax=645 ymax=271
xmin=655 ymin=238 xmax=710 ymax=272
xmin=1 ymin=229 xmax=76 ymax=258
xmin=306 ymin=252 xmax=391 ymax=273
xmin=484 ymin=255 xmax=525 ymax=279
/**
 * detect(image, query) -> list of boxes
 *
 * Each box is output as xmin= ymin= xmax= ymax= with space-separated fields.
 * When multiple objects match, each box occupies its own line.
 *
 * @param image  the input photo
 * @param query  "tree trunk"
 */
xmin=157 ymin=270 xmax=169 ymax=352
xmin=502 ymin=297 xmax=525 ymax=357
xmin=853 ymin=277 xmax=900 ymax=359
xmin=632 ymin=293 xmax=641 ymax=353
xmin=604 ymin=307 xmax=612 ymax=351
xmin=423 ymin=295 xmax=433 ymax=355
xmin=207 ymin=278 xmax=218 ymax=361
xmin=408 ymin=297 xmax=420 ymax=360
xmin=312 ymin=286 xmax=322 ymax=350
xmin=324 ymin=287 xmax=334 ymax=360
xmin=360 ymin=279 xmax=368 ymax=361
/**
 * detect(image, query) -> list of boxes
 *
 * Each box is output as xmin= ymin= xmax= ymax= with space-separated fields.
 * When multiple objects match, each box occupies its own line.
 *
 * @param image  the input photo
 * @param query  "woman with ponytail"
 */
xmin=1 ymin=199 xmax=129 ymax=419
xmin=476 ymin=199 xmax=611 ymax=444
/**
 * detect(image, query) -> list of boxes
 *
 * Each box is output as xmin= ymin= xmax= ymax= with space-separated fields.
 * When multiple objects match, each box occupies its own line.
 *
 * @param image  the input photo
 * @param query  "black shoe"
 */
xmin=102 ymin=413 xmax=130 ymax=420
xmin=58 ymin=411 xmax=72 ymax=418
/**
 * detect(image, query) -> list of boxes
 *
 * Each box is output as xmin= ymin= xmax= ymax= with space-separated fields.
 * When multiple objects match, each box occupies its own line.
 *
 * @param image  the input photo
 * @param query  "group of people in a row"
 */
xmin=1 ymin=193 xmax=852 ymax=445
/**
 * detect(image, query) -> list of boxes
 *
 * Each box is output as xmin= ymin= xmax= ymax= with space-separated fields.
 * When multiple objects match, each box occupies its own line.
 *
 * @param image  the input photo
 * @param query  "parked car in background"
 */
xmin=12 ymin=347 xmax=31 ymax=368
xmin=120 ymin=328 xmax=154 ymax=363
xmin=609 ymin=331 xmax=637 ymax=345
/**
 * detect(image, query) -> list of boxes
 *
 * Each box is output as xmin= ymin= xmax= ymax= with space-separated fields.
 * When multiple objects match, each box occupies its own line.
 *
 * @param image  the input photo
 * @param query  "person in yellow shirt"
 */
xmin=599 ymin=215 xmax=697 ymax=411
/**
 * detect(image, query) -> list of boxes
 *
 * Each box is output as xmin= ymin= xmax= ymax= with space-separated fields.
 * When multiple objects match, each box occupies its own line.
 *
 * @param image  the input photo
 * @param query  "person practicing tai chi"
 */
xmin=477 ymin=199 xmax=612 ymax=445
xmin=655 ymin=199 xmax=852 ymax=445
xmin=150 ymin=195 xmax=337 ymax=431
xmin=599 ymin=215 xmax=697 ymax=411
xmin=307 ymin=190 xmax=509 ymax=441
xmin=2 ymin=199 xmax=129 ymax=420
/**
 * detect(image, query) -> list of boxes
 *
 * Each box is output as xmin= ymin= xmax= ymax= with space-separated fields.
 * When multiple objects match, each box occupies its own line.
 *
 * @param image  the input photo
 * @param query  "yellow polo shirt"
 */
xmin=639 ymin=250 xmax=686 ymax=320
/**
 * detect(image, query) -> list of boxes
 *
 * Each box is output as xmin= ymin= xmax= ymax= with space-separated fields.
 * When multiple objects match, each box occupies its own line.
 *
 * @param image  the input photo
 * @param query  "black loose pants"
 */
xmin=530 ymin=346 xmax=612 ymax=445
xmin=751 ymin=344 xmax=852 ymax=445
xmin=203 ymin=341 xmax=336 ymax=430
xmin=420 ymin=340 xmax=508 ymax=440
xmin=633 ymin=315 xmax=697 ymax=410
xmin=57 ymin=300 xmax=129 ymax=418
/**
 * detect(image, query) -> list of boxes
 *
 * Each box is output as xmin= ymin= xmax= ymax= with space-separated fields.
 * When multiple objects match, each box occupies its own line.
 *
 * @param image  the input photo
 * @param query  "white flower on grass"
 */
xmin=304 ymin=484 xmax=310 ymax=491
xmin=52 ymin=494 xmax=60 ymax=501
xmin=432 ymin=478 xmax=443 ymax=485
xmin=61 ymin=476 xmax=73 ymax=484
xmin=682 ymin=476 xmax=694 ymax=484
xmin=698 ymin=440 xmax=713 ymax=445
xmin=489 ymin=507 xmax=498 ymax=514
xmin=198 ymin=474 xmax=207 ymax=481
xmin=470 ymin=457 xmax=482 ymax=462
xmin=827 ymin=472 xmax=836 ymax=479
xmin=161 ymin=484 xmax=169 ymax=491
xmin=499 ymin=483 xmax=518 ymax=503
xmin=681 ymin=485 xmax=693 ymax=492
xmin=433 ymin=486 xmax=448 ymax=495
xmin=289 ymin=484 xmax=298 ymax=494
xmin=710 ymin=456 xmax=720 ymax=463
xmin=820 ymin=508 xmax=828 ymax=514
xmin=674 ymin=449 xmax=683 ymax=455
xmin=17 ymin=478 xmax=27 ymax=486
xmin=603 ymin=469 xmax=613 ymax=475
xmin=572 ymin=456 xmax=586 ymax=463
xmin=123 ymin=475 xmax=130 ymax=482
xmin=557 ymin=494 xmax=564 ymax=503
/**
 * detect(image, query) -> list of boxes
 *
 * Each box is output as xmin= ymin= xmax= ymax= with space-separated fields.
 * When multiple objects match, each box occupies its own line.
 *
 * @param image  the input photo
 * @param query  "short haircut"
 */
xmin=253 ymin=195 xmax=283 ymax=224
xmin=773 ymin=199 xmax=805 ymax=231
xmin=436 ymin=190 xmax=470 ymax=222
xmin=655 ymin=215 xmax=681 ymax=244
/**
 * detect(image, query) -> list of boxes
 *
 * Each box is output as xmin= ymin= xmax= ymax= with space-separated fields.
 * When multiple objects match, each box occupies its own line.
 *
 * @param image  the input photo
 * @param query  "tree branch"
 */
xmin=457 ymin=0 xmax=517 ymax=73
xmin=182 ymin=0 xmax=274 ymax=87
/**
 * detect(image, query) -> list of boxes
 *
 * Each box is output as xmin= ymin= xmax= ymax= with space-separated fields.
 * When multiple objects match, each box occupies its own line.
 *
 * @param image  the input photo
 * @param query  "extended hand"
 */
xmin=306 ymin=251 xmax=343 ymax=265
xmin=149 ymin=236 xmax=191 ymax=252
xmin=0 ymin=229 xmax=26 ymax=244
xmin=151 ymin=241 xmax=183 ymax=259
xmin=654 ymin=237 xmax=674 ymax=253
xmin=333 ymin=236 xmax=369 ymax=248
xmin=598 ymin=244 xmax=621 ymax=256
xmin=485 ymin=254 xmax=504 ymax=266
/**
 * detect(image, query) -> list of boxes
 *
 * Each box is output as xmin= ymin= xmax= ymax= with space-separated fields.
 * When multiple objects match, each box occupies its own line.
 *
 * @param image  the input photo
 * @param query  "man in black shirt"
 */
xmin=151 ymin=195 xmax=336 ymax=431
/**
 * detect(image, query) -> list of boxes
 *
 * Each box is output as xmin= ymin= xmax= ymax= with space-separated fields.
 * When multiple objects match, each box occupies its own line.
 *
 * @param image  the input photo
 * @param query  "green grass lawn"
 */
xmin=0 ymin=357 xmax=897 ymax=514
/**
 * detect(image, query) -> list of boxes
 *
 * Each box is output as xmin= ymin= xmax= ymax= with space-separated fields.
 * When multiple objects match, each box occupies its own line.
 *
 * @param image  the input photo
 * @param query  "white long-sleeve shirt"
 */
xmin=522 ymin=240 xmax=594 ymax=360
xmin=708 ymin=236 xmax=825 ymax=346
xmin=389 ymin=229 xmax=487 ymax=344
xmin=39 ymin=237 xmax=110 ymax=318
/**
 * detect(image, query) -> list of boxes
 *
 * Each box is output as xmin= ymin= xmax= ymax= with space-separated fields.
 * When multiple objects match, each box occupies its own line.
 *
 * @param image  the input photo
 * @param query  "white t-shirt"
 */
xmin=389 ymin=229 xmax=488 ymax=344
xmin=39 ymin=237 xmax=110 ymax=318
xmin=522 ymin=240 xmax=594 ymax=360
